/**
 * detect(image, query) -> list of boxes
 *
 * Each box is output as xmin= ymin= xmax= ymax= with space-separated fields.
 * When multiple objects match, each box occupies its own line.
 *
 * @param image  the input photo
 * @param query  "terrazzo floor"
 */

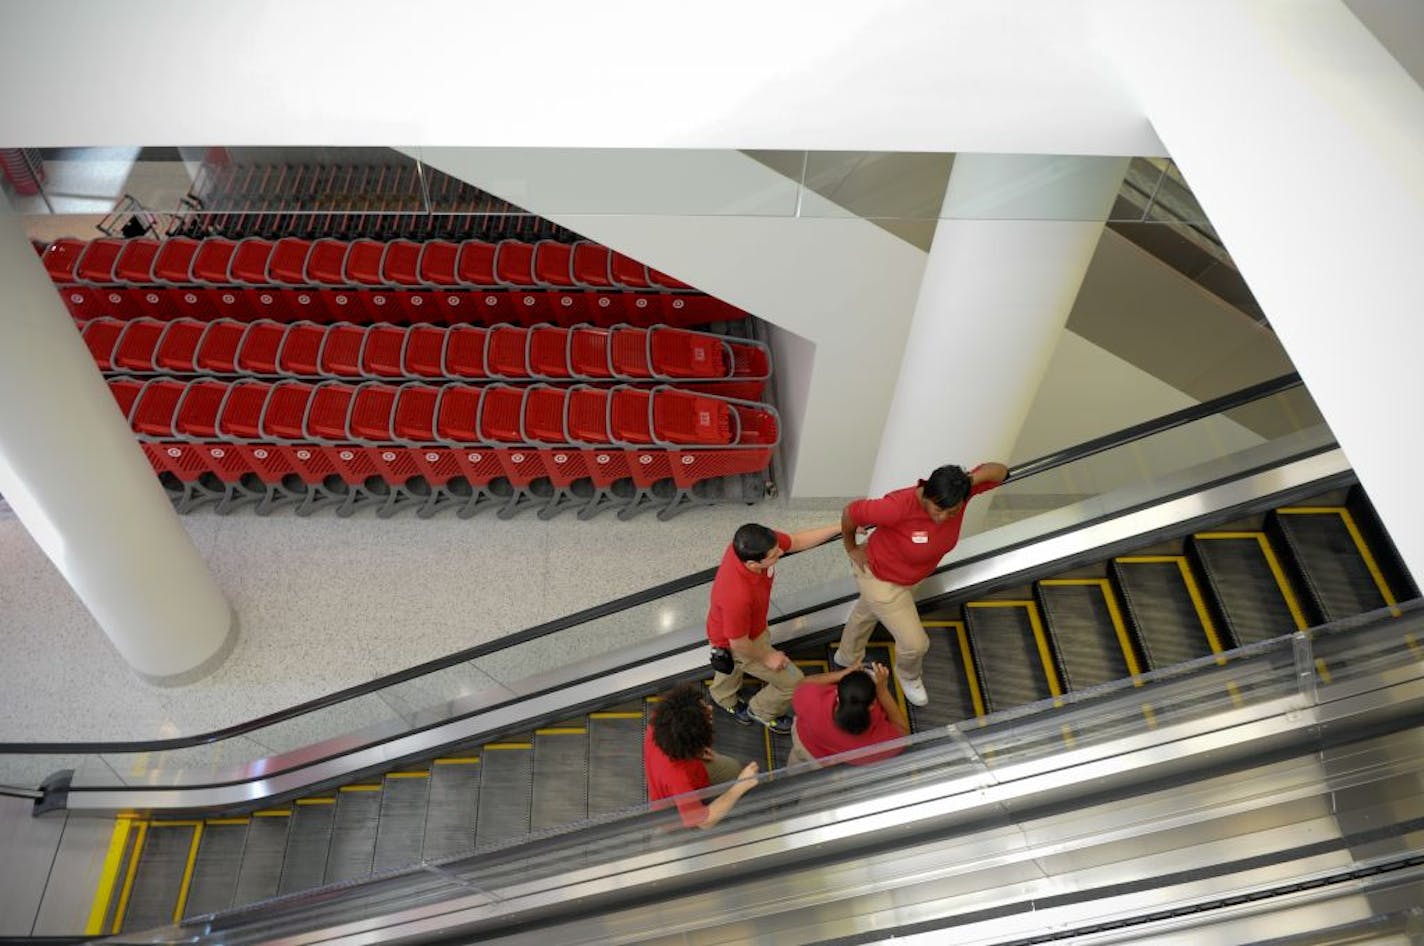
xmin=0 ymin=498 xmax=850 ymax=743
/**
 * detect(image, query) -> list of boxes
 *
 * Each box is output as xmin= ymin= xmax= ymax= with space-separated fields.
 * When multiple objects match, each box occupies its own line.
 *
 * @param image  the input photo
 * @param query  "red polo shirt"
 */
xmin=846 ymin=470 xmax=998 ymax=587
xmin=706 ymin=530 xmax=792 ymax=648
xmin=644 ymin=726 xmax=710 ymax=828
xmin=791 ymin=683 xmax=905 ymax=765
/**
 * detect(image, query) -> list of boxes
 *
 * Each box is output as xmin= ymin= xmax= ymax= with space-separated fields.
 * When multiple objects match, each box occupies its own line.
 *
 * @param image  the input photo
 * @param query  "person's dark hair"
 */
xmin=833 ymin=671 xmax=878 ymax=734
xmin=651 ymin=683 xmax=715 ymax=761
xmin=920 ymin=464 xmax=972 ymax=509
xmin=732 ymin=523 xmax=778 ymax=563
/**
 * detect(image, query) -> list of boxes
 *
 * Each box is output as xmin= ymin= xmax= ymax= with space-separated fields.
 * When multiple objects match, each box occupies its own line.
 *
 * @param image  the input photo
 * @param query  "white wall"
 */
xmin=410 ymin=148 xmax=928 ymax=497
xmin=0 ymin=1 xmax=1161 ymax=156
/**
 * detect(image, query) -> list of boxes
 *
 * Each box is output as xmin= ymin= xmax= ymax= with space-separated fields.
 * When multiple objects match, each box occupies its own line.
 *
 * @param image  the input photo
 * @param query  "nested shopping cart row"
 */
xmin=81 ymin=318 xmax=769 ymax=395
xmin=108 ymin=377 xmax=778 ymax=520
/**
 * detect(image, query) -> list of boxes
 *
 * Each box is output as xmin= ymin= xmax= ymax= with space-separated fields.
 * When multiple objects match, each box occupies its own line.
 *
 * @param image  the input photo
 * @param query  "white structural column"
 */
xmin=0 ymin=204 xmax=234 ymax=683
xmin=1105 ymin=0 xmax=1424 ymax=582
xmin=869 ymin=154 xmax=1128 ymax=495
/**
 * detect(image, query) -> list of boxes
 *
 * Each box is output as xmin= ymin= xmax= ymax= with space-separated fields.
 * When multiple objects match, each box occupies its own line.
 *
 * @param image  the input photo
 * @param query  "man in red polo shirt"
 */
xmin=707 ymin=522 xmax=840 ymax=734
xmin=838 ymin=462 xmax=1007 ymax=706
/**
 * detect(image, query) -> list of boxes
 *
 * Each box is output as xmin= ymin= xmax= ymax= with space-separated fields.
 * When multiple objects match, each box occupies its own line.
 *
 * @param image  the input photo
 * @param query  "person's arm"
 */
xmin=697 ymin=761 xmax=759 ymax=829
xmin=971 ymin=462 xmax=1009 ymax=490
xmin=870 ymin=663 xmax=911 ymax=734
xmin=797 ymin=661 xmax=861 ymax=688
xmin=841 ymin=503 xmax=869 ymax=570
xmin=728 ymin=625 xmax=789 ymax=670
xmin=786 ymin=524 xmax=841 ymax=554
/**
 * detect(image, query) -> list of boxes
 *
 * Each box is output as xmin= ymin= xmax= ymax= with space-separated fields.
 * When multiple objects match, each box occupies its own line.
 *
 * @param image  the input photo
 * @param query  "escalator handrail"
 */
xmin=0 ymin=371 xmax=1305 ymax=755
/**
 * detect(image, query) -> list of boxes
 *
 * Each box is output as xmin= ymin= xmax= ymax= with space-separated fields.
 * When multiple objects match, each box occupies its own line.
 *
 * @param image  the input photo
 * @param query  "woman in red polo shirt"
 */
xmin=789 ymin=662 xmax=910 ymax=767
xmin=837 ymin=462 xmax=1007 ymax=706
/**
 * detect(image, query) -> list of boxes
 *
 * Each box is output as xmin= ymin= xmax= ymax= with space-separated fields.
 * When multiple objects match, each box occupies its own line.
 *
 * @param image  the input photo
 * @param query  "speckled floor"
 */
xmin=0 ymin=498 xmax=849 ymax=743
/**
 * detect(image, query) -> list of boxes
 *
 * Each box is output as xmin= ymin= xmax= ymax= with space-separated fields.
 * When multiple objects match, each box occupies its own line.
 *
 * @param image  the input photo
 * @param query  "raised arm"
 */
xmin=972 ymin=462 xmax=1009 ymax=487
xmin=697 ymin=761 xmax=760 ymax=829
xmin=786 ymin=524 xmax=842 ymax=554
xmin=841 ymin=503 xmax=868 ymax=570
xmin=870 ymin=663 xmax=911 ymax=734
xmin=797 ymin=660 xmax=861 ymax=688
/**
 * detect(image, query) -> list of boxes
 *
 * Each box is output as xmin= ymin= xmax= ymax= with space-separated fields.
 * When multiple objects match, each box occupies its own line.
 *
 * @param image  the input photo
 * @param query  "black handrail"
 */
xmin=0 ymin=371 xmax=1307 ymax=755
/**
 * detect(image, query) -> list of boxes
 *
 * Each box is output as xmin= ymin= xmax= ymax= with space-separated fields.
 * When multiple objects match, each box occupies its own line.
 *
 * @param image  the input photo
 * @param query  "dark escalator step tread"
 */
xmin=183 ymin=821 xmax=247 ymax=918
xmin=1036 ymin=580 xmax=1136 ymax=690
xmin=1270 ymin=508 xmax=1392 ymax=624
xmin=120 ymin=822 xmax=195 ymax=932
xmin=277 ymin=801 xmax=335 ymax=894
xmin=476 ymin=745 xmax=534 ymax=848
xmin=588 ymin=714 xmax=646 ymax=818
xmin=532 ymin=729 xmax=590 ymax=831
xmin=372 ymin=773 xmax=431 ymax=873
xmin=423 ymin=760 xmax=480 ymax=862
xmin=963 ymin=602 xmax=1059 ymax=713
xmin=711 ymin=691 xmax=773 ymax=772
xmin=912 ymin=622 xmax=979 ymax=729
xmin=1347 ymin=486 xmax=1420 ymax=600
xmin=1188 ymin=534 xmax=1306 ymax=646
xmin=1110 ymin=557 xmax=1219 ymax=670
xmin=324 ymin=787 xmax=382 ymax=884
xmin=231 ymin=813 xmax=290 ymax=906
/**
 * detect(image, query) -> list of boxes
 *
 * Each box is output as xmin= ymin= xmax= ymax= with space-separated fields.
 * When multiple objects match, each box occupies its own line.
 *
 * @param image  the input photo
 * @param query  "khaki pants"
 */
xmin=704 ymin=751 xmax=742 ymax=785
xmin=786 ymin=724 xmax=820 ymax=768
xmin=709 ymin=645 xmax=803 ymax=720
xmin=835 ymin=563 xmax=930 ymax=682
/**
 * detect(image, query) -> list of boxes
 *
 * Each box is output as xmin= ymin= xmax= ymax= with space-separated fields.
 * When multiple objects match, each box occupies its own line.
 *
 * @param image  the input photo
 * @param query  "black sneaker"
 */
xmin=743 ymin=709 xmax=793 ymax=735
xmin=719 ymin=698 xmax=753 ymax=725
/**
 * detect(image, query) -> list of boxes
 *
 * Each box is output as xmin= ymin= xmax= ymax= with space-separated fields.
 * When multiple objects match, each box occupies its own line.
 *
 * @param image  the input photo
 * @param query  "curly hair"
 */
xmin=650 ymin=682 xmax=714 ymax=761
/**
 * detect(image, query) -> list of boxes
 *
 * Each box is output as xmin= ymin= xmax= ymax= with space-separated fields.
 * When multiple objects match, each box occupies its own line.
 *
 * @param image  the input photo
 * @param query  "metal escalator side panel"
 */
xmin=277 ymin=799 xmax=335 ymax=895
xmin=182 ymin=819 xmax=248 ymax=918
xmin=587 ymin=713 xmax=646 ymax=819
xmin=531 ymin=729 xmax=590 ymax=831
xmin=324 ymin=785 xmax=382 ymax=884
xmin=424 ymin=759 xmax=479 ymax=862
xmin=476 ymin=745 xmax=534 ymax=849
xmin=372 ymin=772 xmax=431 ymax=873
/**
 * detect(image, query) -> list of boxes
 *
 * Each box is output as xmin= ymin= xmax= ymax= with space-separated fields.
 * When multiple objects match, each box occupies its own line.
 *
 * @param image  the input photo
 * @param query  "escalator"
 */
xmin=10 ymin=373 xmax=1422 ymax=941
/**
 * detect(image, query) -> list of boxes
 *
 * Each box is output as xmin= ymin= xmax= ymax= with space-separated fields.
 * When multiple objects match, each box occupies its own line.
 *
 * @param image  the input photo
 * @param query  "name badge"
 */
xmin=911 ymin=531 xmax=929 ymax=544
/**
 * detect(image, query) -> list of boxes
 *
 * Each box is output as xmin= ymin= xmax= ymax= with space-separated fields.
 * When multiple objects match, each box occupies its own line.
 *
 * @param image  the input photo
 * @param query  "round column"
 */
xmin=0 ymin=202 xmax=234 ymax=683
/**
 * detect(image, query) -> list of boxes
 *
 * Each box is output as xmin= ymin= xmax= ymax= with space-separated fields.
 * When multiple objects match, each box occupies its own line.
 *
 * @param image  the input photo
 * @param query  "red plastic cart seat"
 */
xmin=394 ymin=385 xmax=440 ymax=442
xmin=107 ymin=377 xmax=143 ymax=418
xmin=229 ymin=239 xmax=275 ymax=285
xmin=648 ymin=267 xmax=691 ymax=290
xmin=235 ymin=321 xmax=286 ymax=374
xmin=82 ymin=319 xmax=123 ymax=370
xmin=570 ymin=242 xmax=614 ymax=288
xmin=456 ymin=241 xmax=497 ymax=287
xmin=153 ymin=238 xmax=201 ymax=283
xmin=527 ymin=325 xmax=572 ymax=379
xmin=349 ymin=384 xmax=399 ymax=442
xmin=647 ymin=326 xmax=730 ymax=379
xmin=522 ymin=385 xmax=569 ymax=444
xmin=403 ymin=325 xmax=447 ymax=378
xmin=418 ymin=241 xmax=460 ymax=286
xmin=381 ymin=240 xmax=423 ymax=287
xmin=494 ymin=240 xmax=537 ymax=288
xmin=568 ymin=326 xmax=614 ymax=379
xmin=305 ymin=239 xmax=349 ymax=284
xmin=155 ymin=319 xmax=207 ymax=373
xmin=268 ymin=238 xmax=314 ymax=285
xmin=259 ymin=381 xmax=314 ymax=440
xmin=533 ymin=241 xmax=576 ymax=288
xmin=113 ymin=319 xmax=167 ymax=372
xmin=276 ymin=322 xmax=324 ymax=376
xmin=195 ymin=320 xmax=247 ymax=373
xmin=75 ymin=239 xmax=125 ymax=283
xmin=608 ymin=387 xmax=655 ymax=445
xmin=444 ymin=326 xmax=488 ymax=379
xmin=318 ymin=324 xmax=367 ymax=377
xmin=609 ymin=326 xmax=655 ymax=379
xmin=343 ymin=240 xmax=387 ymax=286
xmin=113 ymin=240 xmax=160 ymax=284
xmin=485 ymin=325 xmax=529 ymax=378
xmin=42 ymin=239 xmax=87 ymax=282
xmin=435 ymin=386 xmax=483 ymax=443
xmin=174 ymin=379 xmax=228 ymax=439
xmin=306 ymin=383 xmax=357 ymax=441
xmin=191 ymin=239 xmax=239 ymax=284
xmin=217 ymin=381 xmax=270 ymax=439
xmin=567 ymin=386 xmax=614 ymax=444
xmin=651 ymin=388 xmax=735 ymax=445
xmin=131 ymin=379 xmax=186 ymax=436
xmin=477 ymin=385 xmax=526 ymax=442
xmin=609 ymin=252 xmax=650 ymax=290
xmin=362 ymin=325 xmax=407 ymax=378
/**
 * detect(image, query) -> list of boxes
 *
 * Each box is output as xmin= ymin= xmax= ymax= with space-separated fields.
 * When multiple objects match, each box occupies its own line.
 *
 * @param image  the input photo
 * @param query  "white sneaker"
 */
xmin=898 ymin=675 xmax=929 ymax=706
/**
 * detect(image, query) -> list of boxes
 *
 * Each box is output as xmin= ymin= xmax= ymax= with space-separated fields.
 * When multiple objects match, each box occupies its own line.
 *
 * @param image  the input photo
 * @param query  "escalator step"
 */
xmin=182 ymin=820 xmax=247 ymax=917
xmin=231 ymin=812 xmax=289 ymax=906
xmin=1347 ymin=486 xmax=1419 ymax=601
xmin=1110 ymin=557 xmax=1222 ymax=669
xmin=915 ymin=621 xmax=982 ymax=727
xmin=119 ymin=822 xmax=196 ymax=932
xmin=476 ymin=744 xmax=534 ymax=848
xmin=324 ymin=786 xmax=382 ymax=884
xmin=1188 ymin=533 xmax=1308 ymax=646
xmin=423 ymin=759 xmax=480 ymax=862
xmin=277 ymin=799 xmax=335 ymax=894
xmin=588 ymin=713 xmax=646 ymax=818
xmin=963 ymin=601 xmax=1061 ymax=713
xmin=706 ymin=689 xmax=772 ymax=773
xmin=1035 ymin=580 xmax=1140 ymax=690
xmin=1269 ymin=508 xmax=1395 ymax=625
xmin=532 ymin=729 xmax=590 ymax=831
xmin=372 ymin=772 xmax=431 ymax=873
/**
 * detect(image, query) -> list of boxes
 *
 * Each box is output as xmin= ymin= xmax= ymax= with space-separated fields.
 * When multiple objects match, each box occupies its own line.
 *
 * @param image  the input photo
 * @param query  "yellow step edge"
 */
xmin=536 ymin=728 xmax=587 ymax=735
xmin=434 ymin=757 xmax=480 ymax=765
xmin=171 ymin=822 xmax=204 ymax=923
xmin=339 ymin=784 xmax=383 ymax=792
xmin=204 ymin=818 xmax=250 ymax=825
xmin=1115 ymin=555 xmax=1183 ymax=564
xmin=85 ymin=817 xmax=134 ymax=935
xmin=110 ymin=821 xmax=148 ymax=934
xmin=1174 ymin=559 xmax=1227 ymax=656
xmin=1193 ymin=531 xmax=1267 ymax=540
xmin=484 ymin=743 xmax=533 ymax=750
xmin=295 ymin=797 xmax=336 ymax=806
xmin=1195 ymin=533 xmax=1309 ymax=631
xmin=386 ymin=771 xmax=430 ymax=779
xmin=1315 ymin=657 xmax=1333 ymax=684
xmin=253 ymin=809 xmax=292 ymax=817
xmin=964 ymin=599 xmax=1036 ymax=608
xmin=1335 ymin=508 xmax=1399 ymax=607
xmin=794 ymin=660 xmax=830 ymax=672
xmin=1037 ymin=579 xmax=1143 ymax=677
xmin=148 ymin=820 xmax=202 ymax=828
xmin=1276 ymin=506 xmax=1346 ymax=515
xmin=589 ymin=712 xmax=644 ymax=719
xmin=644 ymin=696 xmax=662 ymax=703
xmin=1024 ymin=602 xmax=1064 ymax=698
xmin=953 ymin=623 xmax=987 ymax=718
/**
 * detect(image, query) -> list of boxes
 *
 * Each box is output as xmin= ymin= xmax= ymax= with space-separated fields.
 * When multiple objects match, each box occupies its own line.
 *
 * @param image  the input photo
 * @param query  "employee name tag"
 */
xmin=911 ymin=531 xmax=929 ymax=544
